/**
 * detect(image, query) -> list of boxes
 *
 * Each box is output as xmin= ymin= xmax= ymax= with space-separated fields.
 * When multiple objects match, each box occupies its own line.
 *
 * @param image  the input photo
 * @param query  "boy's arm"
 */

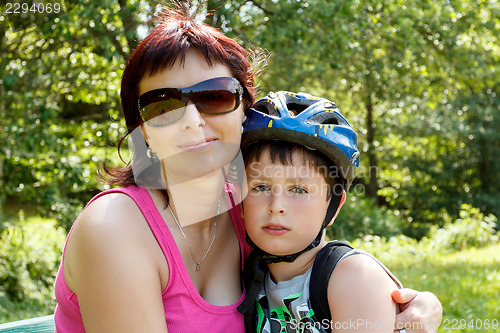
xmin=392 ymin=289 xmax=443 ymax=333
xmin=328 ymin=254 xmax=398 ymax=333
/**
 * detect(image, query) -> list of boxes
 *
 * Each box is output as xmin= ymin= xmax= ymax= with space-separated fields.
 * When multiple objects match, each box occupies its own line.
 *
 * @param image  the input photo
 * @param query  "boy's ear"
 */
xmin=327 ymin=190 xmax=346 ymax=226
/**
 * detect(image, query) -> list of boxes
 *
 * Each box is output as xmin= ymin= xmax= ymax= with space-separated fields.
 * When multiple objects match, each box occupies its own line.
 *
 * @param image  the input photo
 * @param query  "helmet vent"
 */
xmin=309 ymin=112 xmax=342 ymax=125
xmin=253 ymin=102 xmax=279 ymax=116
xmin=322 ymin=118 xmax=340 ymax=125
xmin=287 ymin=102 xmax=309 ymax=116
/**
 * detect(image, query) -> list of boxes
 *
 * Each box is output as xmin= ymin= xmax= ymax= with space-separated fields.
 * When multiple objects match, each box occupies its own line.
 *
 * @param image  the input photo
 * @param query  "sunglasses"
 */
xmin=138 ymin=77 xmax=244 ymax=127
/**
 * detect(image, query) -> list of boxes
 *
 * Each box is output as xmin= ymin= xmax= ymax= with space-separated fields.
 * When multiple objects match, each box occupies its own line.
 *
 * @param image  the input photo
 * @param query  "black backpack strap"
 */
xmin=310 ymin=240 xmax=354 ymax=324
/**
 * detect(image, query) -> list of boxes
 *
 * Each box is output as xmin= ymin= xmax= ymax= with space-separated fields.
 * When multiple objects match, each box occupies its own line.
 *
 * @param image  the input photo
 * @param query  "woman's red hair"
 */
xmin=102 ymin=1 xmax=262 ymax=187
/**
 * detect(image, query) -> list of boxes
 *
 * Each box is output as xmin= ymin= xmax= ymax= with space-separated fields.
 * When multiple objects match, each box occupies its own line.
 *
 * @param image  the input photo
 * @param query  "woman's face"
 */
xmin=138 ymin=49 xmax=245 ymax=181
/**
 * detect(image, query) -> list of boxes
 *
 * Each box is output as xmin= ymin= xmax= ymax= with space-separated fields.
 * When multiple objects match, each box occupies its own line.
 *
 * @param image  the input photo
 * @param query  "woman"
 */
xmin=53 ymin=2 xmax=441 ymax=332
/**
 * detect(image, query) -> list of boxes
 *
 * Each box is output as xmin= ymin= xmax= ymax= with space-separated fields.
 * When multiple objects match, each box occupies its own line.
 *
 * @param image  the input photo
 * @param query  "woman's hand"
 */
xmin=392 ymin=288 xmax=442 ymax=333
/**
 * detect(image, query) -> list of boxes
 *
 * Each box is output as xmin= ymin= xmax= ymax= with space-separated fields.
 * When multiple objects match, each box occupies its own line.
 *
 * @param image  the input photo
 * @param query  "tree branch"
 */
xmin=248 ymin=0 xmax=274 ymax=15
xmin=118 ymin=0 xmax=138 ymax=59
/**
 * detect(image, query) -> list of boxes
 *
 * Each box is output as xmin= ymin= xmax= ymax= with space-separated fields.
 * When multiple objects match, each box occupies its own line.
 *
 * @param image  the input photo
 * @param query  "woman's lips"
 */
xmin=179 ymin=139 xmax=217 ymax=152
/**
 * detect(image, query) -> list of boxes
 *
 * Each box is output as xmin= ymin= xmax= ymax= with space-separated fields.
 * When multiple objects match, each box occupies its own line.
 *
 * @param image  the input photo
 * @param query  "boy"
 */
xmin=238 ymin=91 xmax=403 ymax=333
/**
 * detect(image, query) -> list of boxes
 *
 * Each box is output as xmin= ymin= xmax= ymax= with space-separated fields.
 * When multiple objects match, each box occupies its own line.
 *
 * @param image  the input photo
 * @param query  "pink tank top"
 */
xmin=53 ymin=185 xmax=248 ymax=332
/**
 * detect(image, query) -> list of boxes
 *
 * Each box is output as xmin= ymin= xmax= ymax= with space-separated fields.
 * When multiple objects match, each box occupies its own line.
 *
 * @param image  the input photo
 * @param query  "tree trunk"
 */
xmin=365 ymin=94 xmax=379 ymax=199
xmin=118 ymin=0 xmax=139 ymax=60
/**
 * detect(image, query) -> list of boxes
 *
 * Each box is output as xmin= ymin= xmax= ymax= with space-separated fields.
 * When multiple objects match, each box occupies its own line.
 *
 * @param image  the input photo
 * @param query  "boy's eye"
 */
xmin=252 ymin=184 xmax=271 ymax=192
xmin=289 ymin=186 xmax=308 ymax=194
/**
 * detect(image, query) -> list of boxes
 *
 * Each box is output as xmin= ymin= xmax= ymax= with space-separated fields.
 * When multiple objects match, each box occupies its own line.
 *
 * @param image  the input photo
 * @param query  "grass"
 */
xmin=367 ymin=243 xmax=500 ymax=333
xmin=0 ymin=216 xmax=65 ymax=323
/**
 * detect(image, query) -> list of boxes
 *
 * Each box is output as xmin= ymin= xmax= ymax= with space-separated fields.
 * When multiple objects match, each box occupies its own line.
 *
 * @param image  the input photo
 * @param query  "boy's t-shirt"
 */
xmin=254 ymin=249 xmax=402 ymax=333
xmin=256 ymin=266 xmax=320 ymax=332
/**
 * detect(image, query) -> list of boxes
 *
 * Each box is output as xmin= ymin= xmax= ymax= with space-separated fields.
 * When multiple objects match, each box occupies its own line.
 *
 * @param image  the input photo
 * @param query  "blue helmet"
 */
xmin=242 ymin=91 xmax=359 ymax=189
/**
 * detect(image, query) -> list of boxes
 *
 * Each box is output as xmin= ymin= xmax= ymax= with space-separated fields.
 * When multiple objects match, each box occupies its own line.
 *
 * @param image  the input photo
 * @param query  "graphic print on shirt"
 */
xmin=255 ymin=292 xmax=327 ymax=333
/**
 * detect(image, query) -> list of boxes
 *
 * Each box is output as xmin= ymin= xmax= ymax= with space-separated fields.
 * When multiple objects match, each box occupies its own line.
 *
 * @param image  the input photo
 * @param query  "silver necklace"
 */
xmin=168 ymin=201 xmax=220 ymax=271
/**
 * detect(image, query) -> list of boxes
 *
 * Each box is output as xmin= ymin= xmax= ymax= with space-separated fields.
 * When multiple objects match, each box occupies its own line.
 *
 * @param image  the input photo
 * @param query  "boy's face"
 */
xmin=243 ymin=149 xmax=331 ymax=257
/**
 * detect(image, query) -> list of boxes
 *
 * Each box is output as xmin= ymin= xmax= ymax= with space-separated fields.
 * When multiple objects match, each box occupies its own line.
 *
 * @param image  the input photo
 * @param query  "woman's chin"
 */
xmin=161 ymin=141 xmax=240 ymax=182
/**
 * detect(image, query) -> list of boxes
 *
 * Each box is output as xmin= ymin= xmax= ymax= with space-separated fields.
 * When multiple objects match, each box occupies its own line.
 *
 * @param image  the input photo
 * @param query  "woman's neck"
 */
xmin=164 ymin=166 xmax=228 ymax=227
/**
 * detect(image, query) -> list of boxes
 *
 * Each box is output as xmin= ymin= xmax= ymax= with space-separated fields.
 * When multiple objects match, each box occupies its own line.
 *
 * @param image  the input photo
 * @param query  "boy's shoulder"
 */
xmin=310 ymin=240 xmax=355 ymax=324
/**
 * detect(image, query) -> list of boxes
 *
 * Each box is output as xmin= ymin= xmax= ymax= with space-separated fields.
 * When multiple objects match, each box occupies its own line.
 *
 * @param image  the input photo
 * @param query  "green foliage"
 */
xmin=1 ymin=0 xmax=499 ymax=326
xmin=351 ymin=223 xmax=499 ymax=333
xmin=349 ymin=204 xmax=498 ymax=262
xmin=388 ymin=244 xmax=500 ymax=333
xmin=2 ymin=0 xmax=499 ymax=235
xmin=230 ymin=0 xmax=500 ymax=233
xmin=350 ymin=234 xmax=422 ymax=264
xmin=0 ymin=217 xmax=66 ymax=322
xmin=0 ymin=0 xmax=130 ymax=228
xmin=427 ymin=204 xmax=498 ymax=252
xmin=327 ymin=193 xmax=404 ymax=241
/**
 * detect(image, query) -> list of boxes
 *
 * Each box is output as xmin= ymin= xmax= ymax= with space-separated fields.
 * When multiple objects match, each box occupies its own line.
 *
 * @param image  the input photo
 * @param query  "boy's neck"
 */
xmin=267 ymin=239 xmax=328 ymax=283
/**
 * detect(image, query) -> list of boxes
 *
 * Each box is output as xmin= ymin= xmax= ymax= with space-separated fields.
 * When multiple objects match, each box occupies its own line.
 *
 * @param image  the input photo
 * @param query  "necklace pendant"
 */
xmin=196 ymin=263 xmax=201 ymax=271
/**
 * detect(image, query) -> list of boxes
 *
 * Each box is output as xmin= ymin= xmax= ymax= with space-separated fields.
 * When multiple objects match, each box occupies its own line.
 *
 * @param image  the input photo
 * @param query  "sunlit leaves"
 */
xmin=0 ymin=0 xmax=134 ymax=225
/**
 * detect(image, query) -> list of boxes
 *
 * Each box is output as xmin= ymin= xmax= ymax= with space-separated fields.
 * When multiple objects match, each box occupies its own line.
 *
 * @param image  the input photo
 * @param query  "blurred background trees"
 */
xmin=1 ymin=0 xmax=499 ymax=323
xmin=2 ymin=0 xmax=498 ymax=236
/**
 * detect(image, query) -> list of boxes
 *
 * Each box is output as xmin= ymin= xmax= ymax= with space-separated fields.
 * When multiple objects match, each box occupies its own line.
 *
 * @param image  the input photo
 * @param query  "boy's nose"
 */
xmin=268 ymin=190 xmax=287 ymax=215
xmin=268 ymin=207 xmax=286 ymax=215
xmin=180 ymin=101 xmax=205 ymax=130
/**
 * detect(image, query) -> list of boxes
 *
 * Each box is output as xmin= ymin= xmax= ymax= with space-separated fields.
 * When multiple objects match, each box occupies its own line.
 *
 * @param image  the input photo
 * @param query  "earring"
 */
xmin=147 ymin=147 xmax=157 ymax=159
xmin=227 ymin=163 xmax=238 ymax=184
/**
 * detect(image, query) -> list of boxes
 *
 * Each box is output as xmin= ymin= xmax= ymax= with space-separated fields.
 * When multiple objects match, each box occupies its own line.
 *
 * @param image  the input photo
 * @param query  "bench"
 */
xmin=0 ymin=315 xmax=55 ymax=333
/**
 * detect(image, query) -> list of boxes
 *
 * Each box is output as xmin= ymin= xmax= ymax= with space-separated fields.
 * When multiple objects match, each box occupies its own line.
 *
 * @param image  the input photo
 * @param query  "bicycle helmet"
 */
xmin=241 ymin=91 xmax=360 ymax=263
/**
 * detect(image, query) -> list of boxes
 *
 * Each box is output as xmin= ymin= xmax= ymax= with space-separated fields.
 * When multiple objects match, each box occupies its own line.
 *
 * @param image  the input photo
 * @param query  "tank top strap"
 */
xmin=84 ymin=185 xmax=152 ymax=211
xmin=61 ymin=186 xmax=156 ymax=257
xmin=91 ymin=186 xmax=179 ymax=265
xmin=88 ymin=185 xmax=174 ymax=255
xmin=85 ymin=184 xmax=249 ymax=266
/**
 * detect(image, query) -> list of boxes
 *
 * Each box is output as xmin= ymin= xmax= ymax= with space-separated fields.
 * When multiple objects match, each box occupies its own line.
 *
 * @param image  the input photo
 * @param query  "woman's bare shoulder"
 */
xmin=78 ymin=192 xmax=145 ymax=228
xmin=64 ymin=191 xmax=163 ymax=289
xmin=63 ymin=191 xmax=169 ymax=332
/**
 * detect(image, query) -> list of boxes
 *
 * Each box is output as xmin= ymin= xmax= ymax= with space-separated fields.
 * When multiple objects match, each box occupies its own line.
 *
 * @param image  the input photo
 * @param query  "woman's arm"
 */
xmin=64 ymin=193 xmax=168 ymax=333
xmin=328 ymin=254 xmax=398 ymax=333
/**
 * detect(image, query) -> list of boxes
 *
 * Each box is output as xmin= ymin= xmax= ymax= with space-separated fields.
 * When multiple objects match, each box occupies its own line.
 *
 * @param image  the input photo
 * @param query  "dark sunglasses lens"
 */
xmin=138 ymin=77 xmax=242 ymax=126
xmin=193 ymin=89 xmax=237 ymax=114
xmin=141 ymin=99 xmax=185 ymax=127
